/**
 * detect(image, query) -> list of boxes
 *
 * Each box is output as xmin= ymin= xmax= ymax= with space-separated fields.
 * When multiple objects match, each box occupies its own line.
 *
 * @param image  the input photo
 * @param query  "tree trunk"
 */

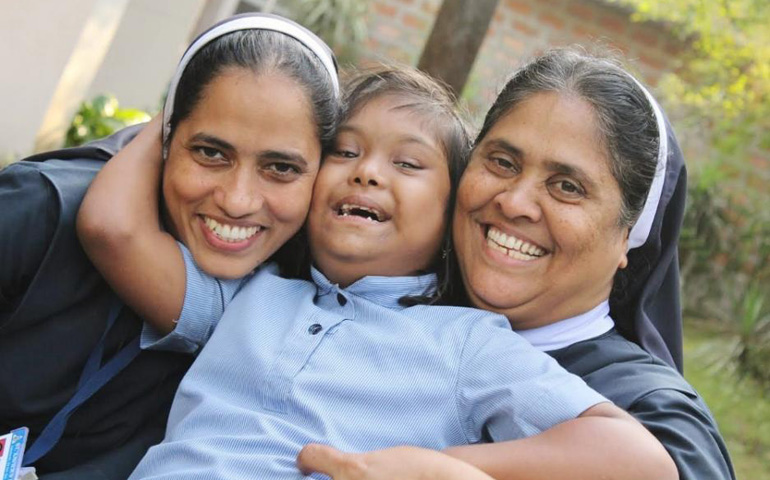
xmin=417 ymin=0 xmax=500 ymax=98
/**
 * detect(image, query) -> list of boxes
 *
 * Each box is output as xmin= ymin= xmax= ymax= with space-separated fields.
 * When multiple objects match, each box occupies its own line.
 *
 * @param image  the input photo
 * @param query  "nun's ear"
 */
xmin=617 ymin=226 xmax=630 ymax=269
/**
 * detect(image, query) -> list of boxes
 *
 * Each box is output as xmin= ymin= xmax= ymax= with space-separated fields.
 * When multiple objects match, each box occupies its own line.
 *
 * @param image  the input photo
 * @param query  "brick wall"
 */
xmin=360 ymin=0 xmax=685 ymax=117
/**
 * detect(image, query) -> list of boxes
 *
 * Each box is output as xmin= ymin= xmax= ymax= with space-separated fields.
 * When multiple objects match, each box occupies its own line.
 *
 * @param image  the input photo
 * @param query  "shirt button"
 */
xmin=336 ymin=293 xmax=348 ymax=306
xmin=308 ymin=323 xmax=323 ymax=335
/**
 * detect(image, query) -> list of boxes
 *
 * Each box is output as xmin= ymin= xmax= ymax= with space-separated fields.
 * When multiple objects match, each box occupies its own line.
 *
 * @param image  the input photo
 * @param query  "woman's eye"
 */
xmin=549 ymin=178 xmax=585 ymax=199
xmin=267 ymin=162 xmax=301 ymax=176
xmin=558 ymin=180 xmax=582 ymax=194
xmin=193 ymin=146 xmax=226 ymax=163
xmin=488 ymin=156 xmax=518 ymax=173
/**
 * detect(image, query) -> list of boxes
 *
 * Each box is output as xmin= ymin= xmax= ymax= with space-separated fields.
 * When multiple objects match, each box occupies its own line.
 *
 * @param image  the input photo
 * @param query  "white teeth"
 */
xmin=486 ymin=226 xmax=545 ymax=261
xmin=338 ymin=203 xmax=383 ymax=222
xmin=203 ymin=216 xmax=261 ymax=243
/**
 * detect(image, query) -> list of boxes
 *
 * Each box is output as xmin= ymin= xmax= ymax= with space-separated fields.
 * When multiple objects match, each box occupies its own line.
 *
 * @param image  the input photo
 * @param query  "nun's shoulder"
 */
xmin=547 ymin=329 xmax=699 ymax=407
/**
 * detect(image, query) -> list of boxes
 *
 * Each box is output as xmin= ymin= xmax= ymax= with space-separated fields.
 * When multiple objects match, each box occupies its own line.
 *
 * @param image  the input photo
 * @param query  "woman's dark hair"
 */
xmin=476 ymin=47 xmax=659 ymax=228
xmin=338 ymin=65 xmax=473 ymax=305
xmin=168 ymin=29 xmax=339 ymax=151
xmin=166 ymin=29 xmax=340 ymax=276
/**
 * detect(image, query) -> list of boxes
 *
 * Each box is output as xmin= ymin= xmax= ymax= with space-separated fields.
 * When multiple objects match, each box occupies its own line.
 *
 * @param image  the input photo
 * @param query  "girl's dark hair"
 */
xmin=168 ymin=29 xmax=339 ymax=150
xmin=166 ymin=29 xmax=340 ymax=275
xmin=337 ymin=65 xmax=472 ymax=306
xmin=476 ymin=47 xmax=659 ymax=228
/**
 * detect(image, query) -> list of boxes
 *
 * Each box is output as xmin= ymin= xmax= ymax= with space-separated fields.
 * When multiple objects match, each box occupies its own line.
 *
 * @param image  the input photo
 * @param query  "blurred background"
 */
xmin=1 ymin=0 xmax=767 ymax=477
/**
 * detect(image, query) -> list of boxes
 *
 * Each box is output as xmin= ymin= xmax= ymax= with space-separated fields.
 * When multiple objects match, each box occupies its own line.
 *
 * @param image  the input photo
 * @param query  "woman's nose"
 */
xmin=494 ymin=180 xmax=542 ymax=223
xmin=214 ymin=170 xmax=264 ymax=218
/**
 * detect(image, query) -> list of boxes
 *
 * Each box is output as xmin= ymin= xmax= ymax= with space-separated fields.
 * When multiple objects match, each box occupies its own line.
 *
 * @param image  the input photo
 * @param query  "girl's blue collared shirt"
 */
xmin=133 ymin=245 xmax=605 ymax=479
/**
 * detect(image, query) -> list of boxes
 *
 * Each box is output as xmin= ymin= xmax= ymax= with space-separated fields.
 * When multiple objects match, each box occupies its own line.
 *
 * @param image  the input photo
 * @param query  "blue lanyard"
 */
xmin=22 ymin=299 xmax=141 ymax=466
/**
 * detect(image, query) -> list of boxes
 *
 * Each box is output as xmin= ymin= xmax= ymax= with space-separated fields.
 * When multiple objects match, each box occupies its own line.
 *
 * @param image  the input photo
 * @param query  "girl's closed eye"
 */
xmin=393 ymin=157 xmax=423 ymax=170
xmin=334 ymin=149 xmax=358 ymax=159
xmin=331 ymin=136 xmax=360 ymax=159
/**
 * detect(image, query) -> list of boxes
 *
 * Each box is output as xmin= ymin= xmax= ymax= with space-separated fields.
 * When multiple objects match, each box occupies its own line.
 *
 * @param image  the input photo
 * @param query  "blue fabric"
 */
xmin=130 ymin=252 xmax=606 ymax=480
xmin=140 ymin=244 xmax=242 ymax=353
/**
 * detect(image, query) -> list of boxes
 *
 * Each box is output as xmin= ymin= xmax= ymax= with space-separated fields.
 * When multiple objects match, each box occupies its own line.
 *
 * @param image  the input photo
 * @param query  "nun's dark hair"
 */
xmin=168 ymin=29 xmax=339 ymax=151
xmin=338 ymin=65 xmax=472 ymax=306
xmin=475 ymin=47 xmax=659 ymax=228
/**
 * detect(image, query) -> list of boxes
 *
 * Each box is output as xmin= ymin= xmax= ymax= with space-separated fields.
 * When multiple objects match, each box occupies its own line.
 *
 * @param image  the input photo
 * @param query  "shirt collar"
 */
xmin=515 ymin=301 xmax=615 ymax=352
xmin=311 ymin=266 xmax=437 ymax=310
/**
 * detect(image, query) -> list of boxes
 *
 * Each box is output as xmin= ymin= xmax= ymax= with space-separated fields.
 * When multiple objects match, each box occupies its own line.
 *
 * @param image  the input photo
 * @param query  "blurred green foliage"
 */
xmin=609 ymin=0 xmax=770 ymax=163
xmin=65 ymin=94 xmax=150 ymax=147
xmin=684 ymin=321 xmax=770 ymax=478
xmin=285 ymin=0 xmax=369 ymax=65
xmin=680 ymin=170 xmax=770 ymax=386
xmin=607 ymin=0 xmax=770 ymax=384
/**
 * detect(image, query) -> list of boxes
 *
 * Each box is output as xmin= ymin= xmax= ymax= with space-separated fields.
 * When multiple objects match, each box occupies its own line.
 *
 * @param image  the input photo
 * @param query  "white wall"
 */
xmin=0 ymin=0 xmax=99 ymax=156
xmin=88 ymin=0 xmax=208 ymax=113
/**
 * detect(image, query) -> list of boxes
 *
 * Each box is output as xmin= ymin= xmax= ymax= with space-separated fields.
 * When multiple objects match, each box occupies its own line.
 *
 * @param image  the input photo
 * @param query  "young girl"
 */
xmin=79 ymin=63 xmax=675 ymax=479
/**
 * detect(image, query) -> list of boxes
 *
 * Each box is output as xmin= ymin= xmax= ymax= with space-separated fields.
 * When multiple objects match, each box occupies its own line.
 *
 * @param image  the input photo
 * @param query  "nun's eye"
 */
xmin=548 ymin=177 xmax=585 ymax=201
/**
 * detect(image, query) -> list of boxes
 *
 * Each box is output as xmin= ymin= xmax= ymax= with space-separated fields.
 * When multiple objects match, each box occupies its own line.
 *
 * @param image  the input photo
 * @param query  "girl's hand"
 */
xmin=297 ymin=444 xmax=494 ymax=480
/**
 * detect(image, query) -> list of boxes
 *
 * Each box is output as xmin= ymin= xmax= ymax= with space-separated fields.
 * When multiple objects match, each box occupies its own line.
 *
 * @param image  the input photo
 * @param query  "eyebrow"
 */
xmin=482 ymin=138 xmax=523 ymax=158
xmin=259 ymin=150 xmax=309 ymax=167
xmin=190 ymin=133 xmax=235 ymax=152
xmin=190 ymin=132 xmax=309 ymax=166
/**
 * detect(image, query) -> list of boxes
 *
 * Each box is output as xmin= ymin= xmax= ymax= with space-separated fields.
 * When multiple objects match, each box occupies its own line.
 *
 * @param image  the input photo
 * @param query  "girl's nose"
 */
xmin=350 ymin=155 xmax=385 ymax=187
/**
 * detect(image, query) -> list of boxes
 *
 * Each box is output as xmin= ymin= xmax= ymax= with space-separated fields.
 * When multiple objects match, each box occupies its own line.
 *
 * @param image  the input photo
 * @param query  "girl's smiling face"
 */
xmin=308 ymin=94 xmax=451 ymax=286
xmin=163 ymin=69 xmax=321 ymax=279
xmin=453 ymin=92 xmax=630 ymax=329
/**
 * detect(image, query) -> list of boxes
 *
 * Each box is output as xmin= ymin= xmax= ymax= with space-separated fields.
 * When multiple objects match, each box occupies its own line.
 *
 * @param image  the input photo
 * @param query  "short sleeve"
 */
xmin=630 ymin=389 xmax=735 ymax=480
xmin=0 ymin=162 xmax=57 ymax=319
xmin=140 ymin=242 xmax=244 ymax=352
xmin=456 ymin=316 xmax=608 ymax=443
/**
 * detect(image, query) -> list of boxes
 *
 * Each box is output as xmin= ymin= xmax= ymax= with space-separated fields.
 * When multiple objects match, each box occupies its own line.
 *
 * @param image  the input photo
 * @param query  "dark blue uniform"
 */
xmin=550 ymin=330 xmax=735 ymax=480
xmin=0 ymin=129 xmax=192 ymax=478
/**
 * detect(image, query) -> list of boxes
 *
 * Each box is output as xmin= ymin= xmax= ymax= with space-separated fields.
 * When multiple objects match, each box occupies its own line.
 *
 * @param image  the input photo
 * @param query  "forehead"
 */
xmin=344 ymin=94 xmax=444 ymax=145
xmin=485 ymin=92 xmax=616 ymax=182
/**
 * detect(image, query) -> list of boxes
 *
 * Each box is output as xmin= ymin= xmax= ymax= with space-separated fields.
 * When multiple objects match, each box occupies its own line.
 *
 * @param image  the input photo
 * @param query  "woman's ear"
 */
xmin=618 ymin=227 xmax=630 ymax=269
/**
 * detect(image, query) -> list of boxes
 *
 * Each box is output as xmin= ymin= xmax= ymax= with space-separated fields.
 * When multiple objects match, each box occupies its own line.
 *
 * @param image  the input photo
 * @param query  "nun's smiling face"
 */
xmin=453 ymin=92 xmax=630 ymax=330
xmin=162 ymin=69 xmax=321 ymax=279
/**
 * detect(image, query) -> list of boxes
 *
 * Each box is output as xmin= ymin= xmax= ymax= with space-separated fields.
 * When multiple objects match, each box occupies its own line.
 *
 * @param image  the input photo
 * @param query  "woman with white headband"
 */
xmin=0 ymin=13 xmax=338 ymax=479
xmin=299 ymin=48 xmax=735 ymax=480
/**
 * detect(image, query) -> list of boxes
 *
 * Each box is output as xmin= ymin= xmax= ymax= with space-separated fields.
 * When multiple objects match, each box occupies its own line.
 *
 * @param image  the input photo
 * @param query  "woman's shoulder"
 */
xmin=551 ymin=331 xmax=735 ymax=480
xmin=549 ymin=330 xmax=699 ymax=405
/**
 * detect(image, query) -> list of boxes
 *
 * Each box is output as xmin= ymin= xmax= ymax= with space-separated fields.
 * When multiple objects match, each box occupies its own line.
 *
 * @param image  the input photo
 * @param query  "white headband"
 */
xmin=626 ymin=76 xmax=668 ymax=250
xmin=162 ymin=14 xmax=339 ymax=147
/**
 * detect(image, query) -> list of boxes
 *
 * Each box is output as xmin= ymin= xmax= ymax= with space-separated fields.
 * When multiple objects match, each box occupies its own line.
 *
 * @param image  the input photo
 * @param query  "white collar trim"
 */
xmin=516 ymin=301 xmax=614 ymax=352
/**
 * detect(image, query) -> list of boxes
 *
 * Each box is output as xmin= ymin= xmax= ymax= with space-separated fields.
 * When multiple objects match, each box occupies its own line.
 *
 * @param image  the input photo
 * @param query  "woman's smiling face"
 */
xmin=162 ymin=68 xmax=321 ymax=279
xmin=453 ymin=92 xmax=630 ymax=329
